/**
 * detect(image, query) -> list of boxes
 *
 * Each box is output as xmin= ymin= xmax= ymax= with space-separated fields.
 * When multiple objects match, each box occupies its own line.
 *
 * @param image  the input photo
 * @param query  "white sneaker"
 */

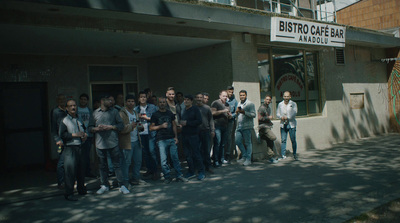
xmin=119 ymin=185 xmax=130 ymax=194
xmin=96 ymin=185 xmax=109 ymax=195
xmin=243 ymin=159 xmax=252 ymax=166
xmin=238 ymin=157 xmax=246 ymax=163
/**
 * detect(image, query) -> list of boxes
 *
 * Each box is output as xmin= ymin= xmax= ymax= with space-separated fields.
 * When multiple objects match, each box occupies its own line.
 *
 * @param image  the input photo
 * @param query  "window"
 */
xmin=258 ymin=47 xmax=321 ymax=117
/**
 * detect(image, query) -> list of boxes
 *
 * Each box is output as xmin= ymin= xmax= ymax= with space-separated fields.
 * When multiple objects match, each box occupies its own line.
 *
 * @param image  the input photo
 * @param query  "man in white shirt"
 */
xmin=276 ymin=91 xmax=298 ymax=161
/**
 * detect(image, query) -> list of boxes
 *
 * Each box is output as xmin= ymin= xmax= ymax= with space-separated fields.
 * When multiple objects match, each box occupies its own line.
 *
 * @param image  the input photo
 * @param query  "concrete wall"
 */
xmin=147 ymin=42 xmax=233 ymax=99
xmin=0 ymin=54 xmax=147 ymax=159
xmin=231 ymin=38 xmax=390 ymax=160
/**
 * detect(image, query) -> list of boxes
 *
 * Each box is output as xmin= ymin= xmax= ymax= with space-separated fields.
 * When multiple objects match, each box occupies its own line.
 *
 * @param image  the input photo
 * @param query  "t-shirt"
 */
xmin=211 ymin=99 xmax=229 ymax=127
xmin=150 ymin=110 xmax=176 ymax=142
xmin=258 ymin=104 xmax=273 ymax=128
xmin=77 ymin=106 xmax=91 ymax=136
xmin=139 ymin=105 xmax=149 ymax=135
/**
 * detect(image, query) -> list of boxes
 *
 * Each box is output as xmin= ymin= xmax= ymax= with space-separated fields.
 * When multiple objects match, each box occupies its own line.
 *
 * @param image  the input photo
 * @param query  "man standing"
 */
xmin=258 ymin=95 xmax=278 ymax=164
xmin=89 ymin=95 xmax=130 ymax=195
xmin=202 ymin=92 xmax=210 ymax=105
xmin=225 ymin=86 xmax=238 ymax=163
xmin=150 ymin=97 xmax=186 ymax=184
xmin=235 ymin=90 xmax=256 ymax=166
xmin=134 ymin=91 xmax=159 ymax=180
xmin=276 ymin=91 xmax=298 ymax=161
xmin=114 ymin=93 xmax=124 ymax=111
xmin=211 ymin=91 xmax=231 ymax=167
xmin=50 ymin=94 xmax=67 ymax=189
xmin=195 ymin=93 xmax=215 ymax=173
xmin=118 ymin=95 xmax=141 ymax=186
xmin=77 ymin=93 xmax=94 ymax=177
xmin=181 ymin=95 xmax=205 ymax=180
xmin=59 ymin=99 xmax=87 ymax=201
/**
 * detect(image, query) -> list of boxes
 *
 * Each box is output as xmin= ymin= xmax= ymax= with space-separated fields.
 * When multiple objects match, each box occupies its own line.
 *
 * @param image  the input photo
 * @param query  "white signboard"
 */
xmin=271 ymin=17 xmax=346 ymax=47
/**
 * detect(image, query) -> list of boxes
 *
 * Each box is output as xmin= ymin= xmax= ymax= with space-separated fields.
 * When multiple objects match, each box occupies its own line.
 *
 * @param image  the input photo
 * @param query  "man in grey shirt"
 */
xmin=88 ymin=94 xmax=129 ymax=195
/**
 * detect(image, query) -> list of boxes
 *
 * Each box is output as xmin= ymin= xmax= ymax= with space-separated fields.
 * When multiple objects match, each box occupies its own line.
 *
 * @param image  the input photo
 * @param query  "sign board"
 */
xmin=271 ymin=17 xmax=346 ymax=47
xmin=275 ymin=73 xmax=305 ymax=101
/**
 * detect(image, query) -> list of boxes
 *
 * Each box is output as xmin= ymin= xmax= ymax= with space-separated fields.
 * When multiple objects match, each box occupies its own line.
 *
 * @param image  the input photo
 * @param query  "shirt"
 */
xmin=89 ymin=107 xmax=124 ymax=149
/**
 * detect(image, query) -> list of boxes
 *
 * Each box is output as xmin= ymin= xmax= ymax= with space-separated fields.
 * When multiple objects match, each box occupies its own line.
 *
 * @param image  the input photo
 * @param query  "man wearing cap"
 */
xmin=180 ymin=95 xmax=205 ymax=180
xmin=89 ymin=94 xmax=130 ymax=195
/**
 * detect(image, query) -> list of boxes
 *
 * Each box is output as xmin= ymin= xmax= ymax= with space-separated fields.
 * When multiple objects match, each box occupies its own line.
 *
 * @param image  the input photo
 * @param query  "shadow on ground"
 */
xmin=1 ymin=134 xmax=400 ymax=223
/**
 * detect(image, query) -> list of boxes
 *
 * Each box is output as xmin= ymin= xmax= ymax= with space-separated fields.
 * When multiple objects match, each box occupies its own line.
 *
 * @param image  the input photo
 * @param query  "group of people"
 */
xmin=51 ymin=86 xmax=298 ymax=201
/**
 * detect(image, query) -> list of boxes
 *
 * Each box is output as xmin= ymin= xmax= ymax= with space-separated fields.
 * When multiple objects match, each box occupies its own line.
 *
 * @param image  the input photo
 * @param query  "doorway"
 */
xmin=0 ymin=82 xmax=49 ymax=170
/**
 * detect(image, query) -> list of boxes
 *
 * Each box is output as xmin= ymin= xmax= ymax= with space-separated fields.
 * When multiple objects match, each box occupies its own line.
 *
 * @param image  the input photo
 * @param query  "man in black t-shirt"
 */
xmin=150 ymin=97 xmax=186 ymax=184
xmin=211 ymin=90 xmax=232 ymax=167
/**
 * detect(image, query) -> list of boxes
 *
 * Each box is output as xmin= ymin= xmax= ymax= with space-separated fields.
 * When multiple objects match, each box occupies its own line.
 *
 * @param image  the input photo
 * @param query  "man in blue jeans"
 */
xmin=235 ymin=90 xmax=256 ymax=166
xmin=276 ymin=91 xmax=298 ymax=161
xmin=150 ymin=97 xmax=187 ymax=184
xmin=135 ymin=91 xmax=159 ymax=180
xmin=211 ymin=91 xmax=231 ymax=167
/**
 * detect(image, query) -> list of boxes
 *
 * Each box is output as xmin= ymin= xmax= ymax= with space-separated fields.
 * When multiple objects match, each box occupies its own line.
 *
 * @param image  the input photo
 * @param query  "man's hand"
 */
xmin=211 ymin=132 xmax=215 ymax=138
xmin=160 ymin=122 xmax=168 ymax=129
xmin=174 ymin=137 xmax=179 ymax=144
xmin=180 ymin=120 xmax=187 ymax=127
xmin=131 ymin=122 xmax=137 ymax=129
xmin=56 ymin=141 xmax=63 ymax=146
xmin=81 ymin=133 xmax=88 ymax=142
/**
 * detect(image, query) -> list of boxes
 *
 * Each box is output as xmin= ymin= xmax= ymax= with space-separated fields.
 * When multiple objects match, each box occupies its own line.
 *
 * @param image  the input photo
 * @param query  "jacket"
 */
xmin=119 ymin=107 xmax=141 ymax=150
xmin=236 ymin=99 xmax=256 ymax=130
xmin=276 ymin=100 xmax=297 ymax=128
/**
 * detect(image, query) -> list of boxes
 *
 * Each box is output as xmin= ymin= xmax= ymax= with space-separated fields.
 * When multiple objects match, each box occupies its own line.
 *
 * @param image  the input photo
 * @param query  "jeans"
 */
xmin=120 ymin=148 xmax=133 ymax=183
xmin=57 ymin=150 xmax=65 ymax=185
xmin=235 ymin=129 xmax=253 ymax=160
xmin=280 ymin=125 xmax=297 ymax=156
xmin=183 ymin=134 xmax=204 ymax=174
xmin=131 ymin=140 xmax=142 ymax=181
xmin=199 ymin=130 xmax=212 ymax=170
xmin=259 ymin=127 xmax=277 ymax=158
xmin=140 ymin=134 xmax=158 ymax=173
xmin=96 ymin=146 xmax=125 ymax=187
xmin=64 ymin=145 xmax=86 ymax=196
xmin=213 ymin=126 xmax=228 ymax=164
xmin=82 ymin=137 xmax=92 ymax=176
xmin=158 ymin=138 xmax=182 ymax=179
xmin=107 ymin=152 xmax=114 ymax=173
xmin=225 ymin=120 xmax=236 ymax=160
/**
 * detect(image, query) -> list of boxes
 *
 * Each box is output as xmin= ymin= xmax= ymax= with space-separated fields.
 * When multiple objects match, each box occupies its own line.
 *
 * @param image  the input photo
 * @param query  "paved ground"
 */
xmin=1 ymin=133 xmax=400 ymax=223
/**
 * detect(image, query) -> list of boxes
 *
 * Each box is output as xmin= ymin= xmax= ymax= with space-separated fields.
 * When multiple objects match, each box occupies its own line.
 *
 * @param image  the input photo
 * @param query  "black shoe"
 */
xmin=164 ymin=178 xmax=172 ymax=184
xmin=86 ymin=173 xmax=97 ymax=178
xmin=143 ymin=171 xmax=153 ymax=177
xmin=108 ymin=172 xmax=116 ymax=177
xmin=64 ymin=195 xmax=78 ymax=201
xmin=78 ymin=190 xmax=87 ymax=195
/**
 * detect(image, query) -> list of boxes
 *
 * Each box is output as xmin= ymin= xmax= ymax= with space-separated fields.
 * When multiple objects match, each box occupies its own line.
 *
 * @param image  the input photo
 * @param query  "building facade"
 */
xmin=0 ymin=0 xmax=399 ymax=169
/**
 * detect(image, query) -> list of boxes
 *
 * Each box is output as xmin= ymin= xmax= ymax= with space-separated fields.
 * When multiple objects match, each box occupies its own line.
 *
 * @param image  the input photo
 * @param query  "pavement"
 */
xmin=1 ymin=133 xmax=400 ymax=223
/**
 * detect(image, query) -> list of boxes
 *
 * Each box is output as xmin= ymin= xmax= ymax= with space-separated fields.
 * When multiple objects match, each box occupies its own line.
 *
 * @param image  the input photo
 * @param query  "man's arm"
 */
xmin=119 ymin=111 xmax=134 ymax=134
xmin=186 ymin=108 xmax=202 ymax=127
xmin=244 ymin=103 xmax=256 ymax=118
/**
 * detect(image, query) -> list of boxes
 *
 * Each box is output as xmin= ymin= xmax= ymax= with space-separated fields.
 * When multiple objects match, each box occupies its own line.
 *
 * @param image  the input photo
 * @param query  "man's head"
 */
xmin=227 ymin=86 xmax=234 ymax=98
xmin=283 ymin=91 xmax=291 ymax=104
xmin=79 ymin=93 xmax=89 ymax=107
xmin=239 ymin=90 xmax=247 ymax=103
xmin=195 ymin=92 xmax=204 ymax=106
xmin=184 ymin=95 xmax=194 ymax=108
xmin=138 ymin=91 xmax=147 ymax=105
xmin=125 ymin=94 xmax=135 ymax=110
xmin=158 ymin=97 xmax=167 ymax=110
xmin=176 ymin=92 xmax=184 ymax=104
xmin=56 ymin=94 xmax=67 ymax=109
xmin=66 ymin=99 xmax=77 ymax=116
xmin=219 ymin=90 xmax=228 ymax=103
xmin=202 ymin=92 xmax=209 ymax=104
xmin=108 ymin=96 xmax=115 ymax=106
xmin=116 ymin=93 xmax=124 ymax=107
xmin=144 ymin=88 xmax=152 ymax=99
xmin=151 ymin=95 xmax=157 ymax=105
xmin=264 ymin=94 xmax=272 ymax=106
xmin=166 ymin=87 xmax=175 ymax=102
xmin=101 ymin=94 xmax=112 ymax=109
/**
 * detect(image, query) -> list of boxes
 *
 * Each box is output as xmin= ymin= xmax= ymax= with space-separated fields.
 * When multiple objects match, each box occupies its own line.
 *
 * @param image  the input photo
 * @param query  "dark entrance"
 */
xmin=0 ymin=82 xmax=49 ymax=170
